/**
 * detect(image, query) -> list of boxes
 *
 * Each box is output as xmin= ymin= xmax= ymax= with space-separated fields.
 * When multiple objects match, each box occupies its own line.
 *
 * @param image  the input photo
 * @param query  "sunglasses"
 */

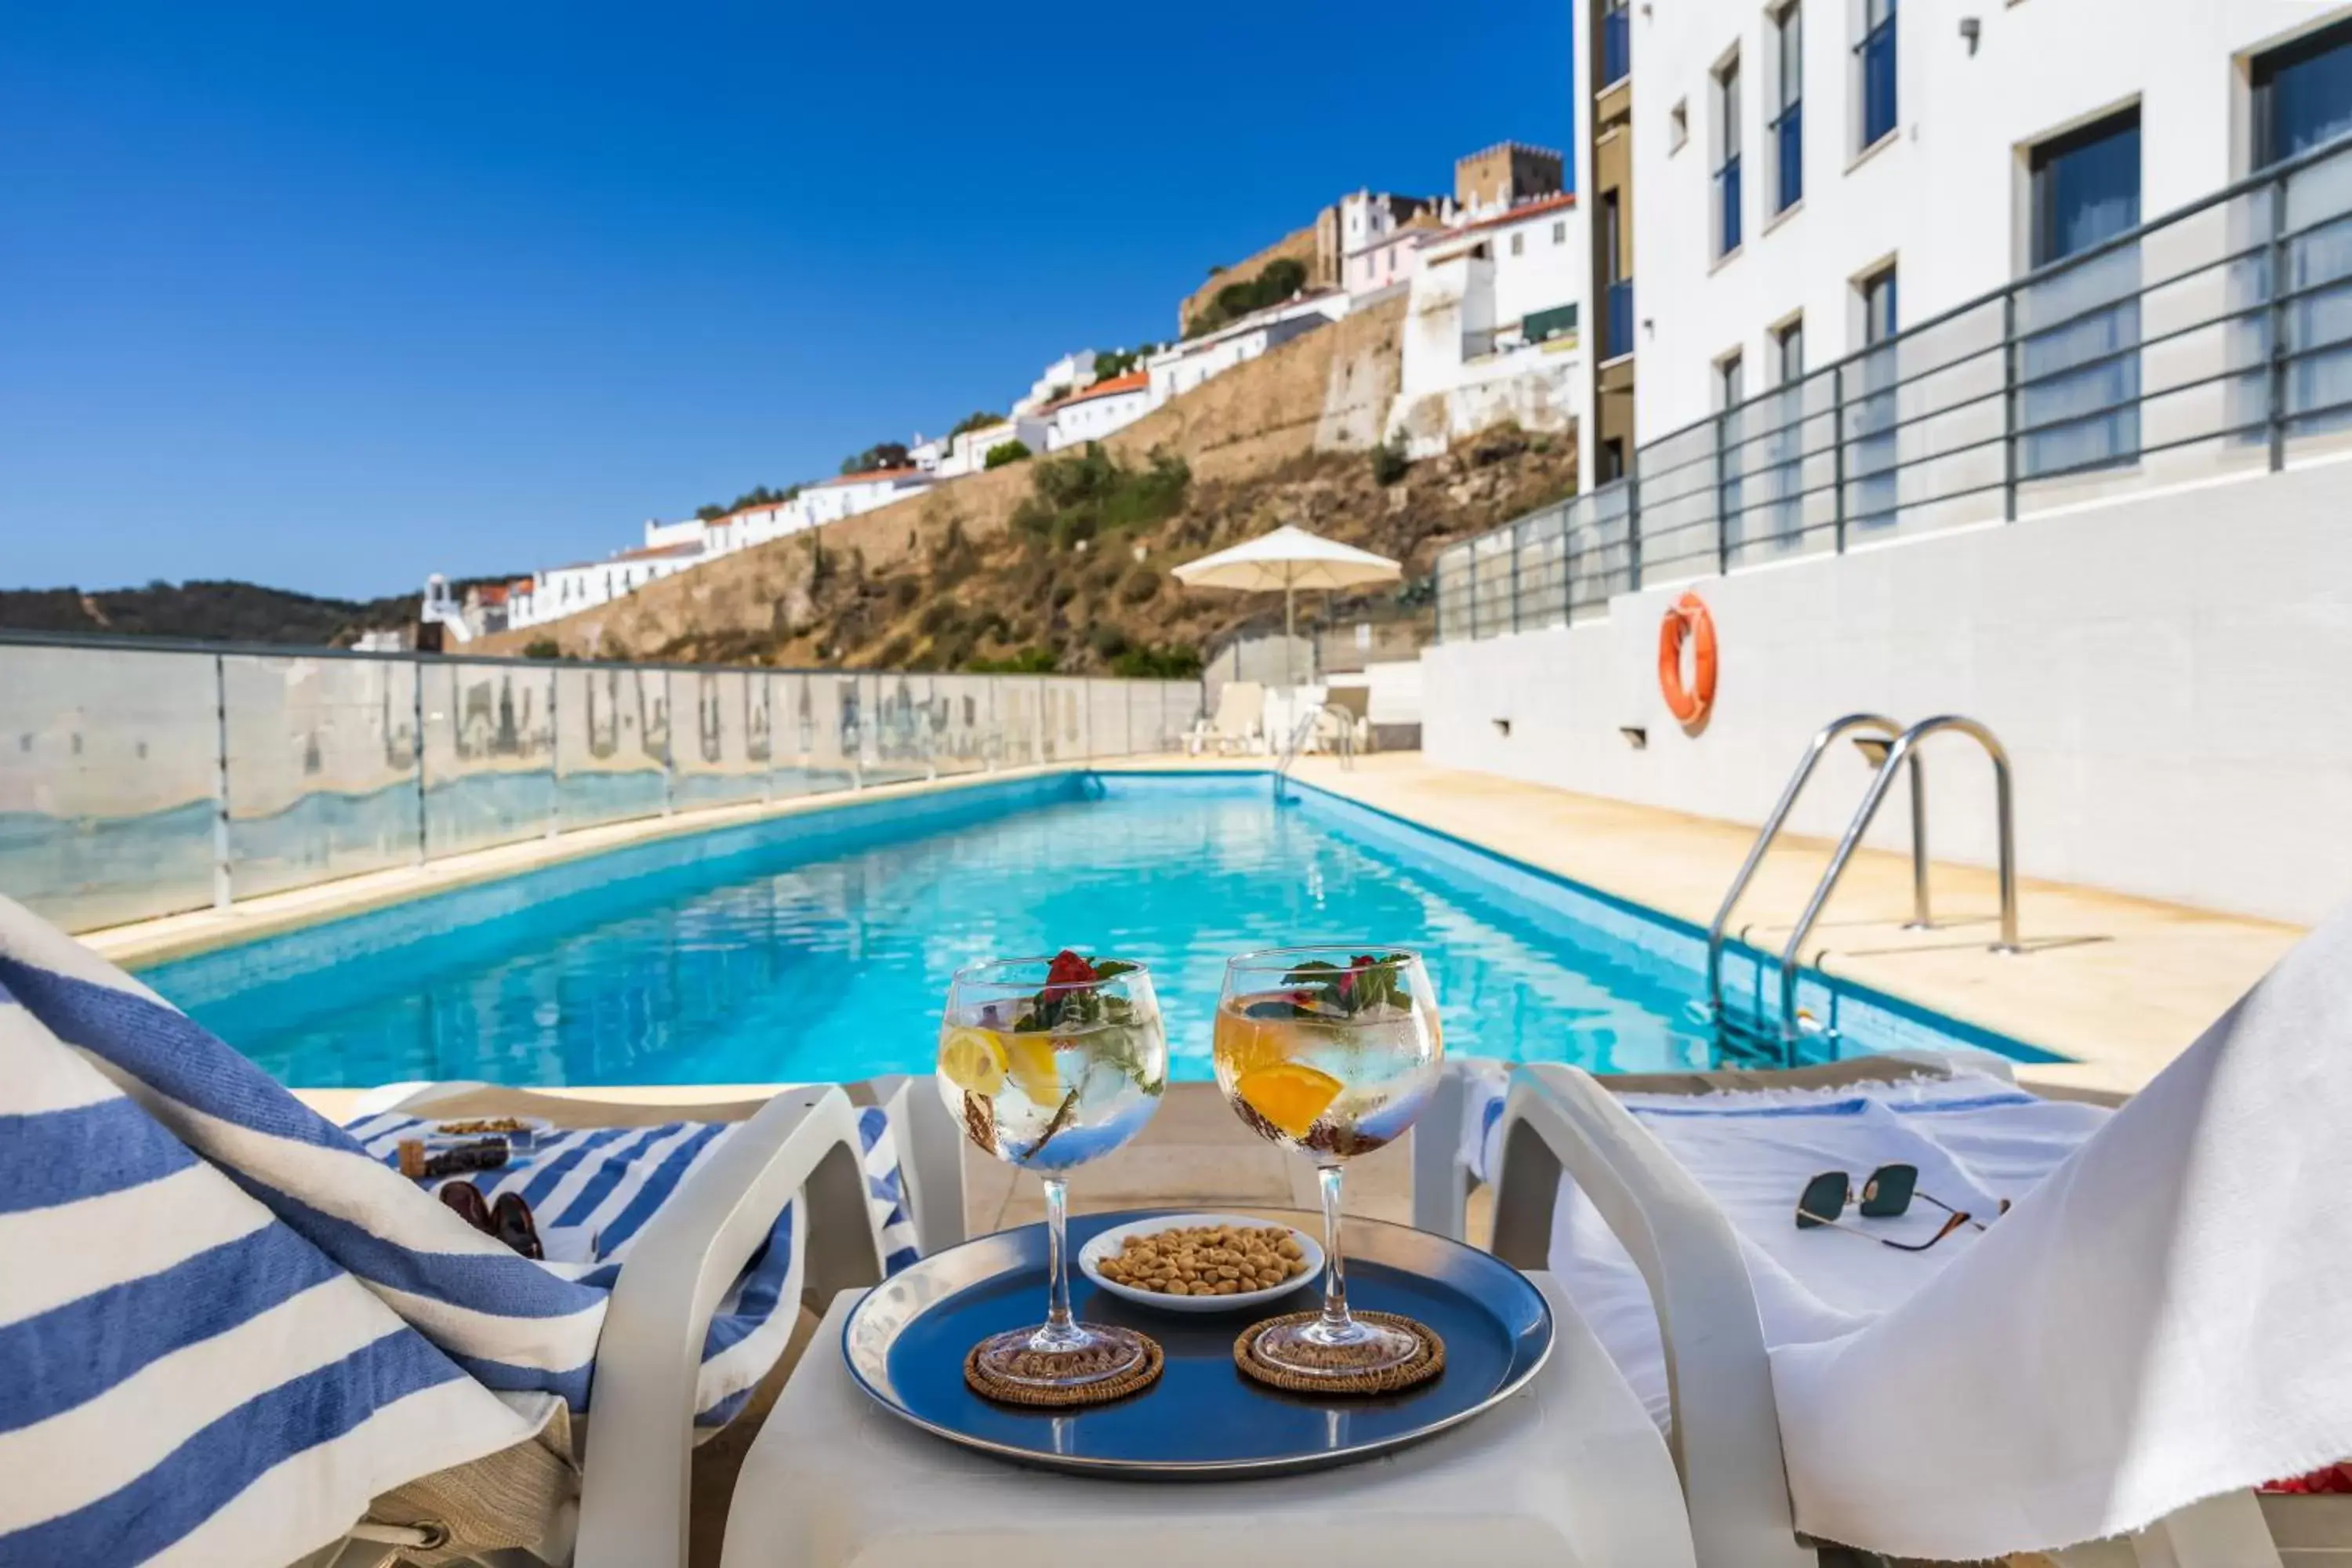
xmin=1795 ymin=1163 xmax=2006 ymax=1252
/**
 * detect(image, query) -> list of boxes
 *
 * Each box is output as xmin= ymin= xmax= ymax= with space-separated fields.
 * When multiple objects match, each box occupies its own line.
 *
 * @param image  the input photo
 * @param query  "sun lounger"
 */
xmin=1428 ymin=908 xmax=2352 ymax=1566
xmin=1185 ymin=680 xmax=1266 ymax=755
xmin=0 ymin=893 xmax=956 ymax=1568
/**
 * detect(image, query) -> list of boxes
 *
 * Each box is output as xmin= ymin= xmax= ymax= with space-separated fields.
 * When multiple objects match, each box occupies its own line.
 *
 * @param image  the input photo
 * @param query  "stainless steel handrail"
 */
xmin=1774 ymin=714 xmax=2022 ymax=1051
xmin=1272 ymin=702 xmax=1356 ymax=797
xmin=1703 ymin=713 xmax=1927 ymax=1026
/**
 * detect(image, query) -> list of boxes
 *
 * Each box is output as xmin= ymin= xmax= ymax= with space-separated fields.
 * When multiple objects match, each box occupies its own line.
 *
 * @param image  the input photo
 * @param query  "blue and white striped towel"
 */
xmin=348 ymin=1102 xmax=922 ymax=1284
xmin=0 ymin=931 xmax=542 ymax=1568
xmin=0 ymin=891 xmax=920 ymax=1563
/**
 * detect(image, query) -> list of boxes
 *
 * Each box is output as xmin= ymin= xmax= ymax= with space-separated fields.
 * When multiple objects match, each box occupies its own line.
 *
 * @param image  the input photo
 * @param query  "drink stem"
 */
xmin=1038 ymin=1173 xmax=1079 ymax=1348
xmin=1316 ymin=1161 xmax=1353 ymax=1334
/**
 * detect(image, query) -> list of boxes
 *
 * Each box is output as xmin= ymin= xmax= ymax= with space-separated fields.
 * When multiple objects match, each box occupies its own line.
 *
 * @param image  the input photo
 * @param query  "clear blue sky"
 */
xmin=0 ymin=2 xmax=1573 ymax=599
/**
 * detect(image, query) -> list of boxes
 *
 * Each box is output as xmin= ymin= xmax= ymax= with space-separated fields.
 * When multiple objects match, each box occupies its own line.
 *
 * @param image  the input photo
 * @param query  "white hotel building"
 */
xmin=1419 ymin=2 xmax=2352 ymax=925
xmin=1577 ymin=0 xmax=2352 ymax=477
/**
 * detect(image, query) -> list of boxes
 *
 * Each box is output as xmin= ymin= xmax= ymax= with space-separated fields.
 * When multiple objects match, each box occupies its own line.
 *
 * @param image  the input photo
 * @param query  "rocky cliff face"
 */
xmin=479 ymin=296 xmax=1577 ymax=673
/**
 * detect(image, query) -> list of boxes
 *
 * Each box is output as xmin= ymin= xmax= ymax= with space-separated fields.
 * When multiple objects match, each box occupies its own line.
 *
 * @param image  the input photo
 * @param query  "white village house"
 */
xmin=1044 ymin=371 xmax=1155 ymax=450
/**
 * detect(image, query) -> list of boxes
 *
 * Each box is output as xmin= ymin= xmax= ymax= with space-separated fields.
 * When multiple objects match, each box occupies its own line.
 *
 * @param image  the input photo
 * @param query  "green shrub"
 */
xmin=521 ymin=638 xmax=564 ymax=660
xmin=966 ymin=646 xmax=1058 ymax=674
xmin=1371 ymin=436 xmax=1411 ymax=486
xmin=1011 ymin=443 xmax=1191 ymax=551
xmin=947 ymin=411 xmax=1001 ymax=438
xmin=984 ymin=440 xmax=1032 ymax=470
xmin=1186 ymin=256 xmax=1311 ymax=338
xmin=1088 ymin=624 xmax=1131 ymax=658
xmin=1110 ymin=644 xmax=1204 ymax=679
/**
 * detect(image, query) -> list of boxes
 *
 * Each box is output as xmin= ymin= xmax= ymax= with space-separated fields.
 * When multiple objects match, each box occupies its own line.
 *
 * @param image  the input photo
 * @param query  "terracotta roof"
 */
xmin=510 ymin=579 xmax=535 ymax=595
xmin=1063 ymin=369 xmax=1152 ymax=406
xmin=819 ymin=466 xmax=927 ymax=487
xmin=1454 ymin=191 xmax=1577 ymax=237
xmin=477 ymin=585 xmax=509 ymax=605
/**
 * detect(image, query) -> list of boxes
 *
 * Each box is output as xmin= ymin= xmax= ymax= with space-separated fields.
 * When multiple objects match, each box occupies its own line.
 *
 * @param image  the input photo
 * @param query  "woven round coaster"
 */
xmin=1232 ymin=1311 xmax=1445 ymax=1396
xmin=964 ymin=1331 xmax=1164 ymax=1408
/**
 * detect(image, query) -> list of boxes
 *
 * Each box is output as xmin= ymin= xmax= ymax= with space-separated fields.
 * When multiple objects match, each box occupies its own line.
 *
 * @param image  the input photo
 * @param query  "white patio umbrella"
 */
xmin=1171 ymin=524 xmax=1403 ymax=684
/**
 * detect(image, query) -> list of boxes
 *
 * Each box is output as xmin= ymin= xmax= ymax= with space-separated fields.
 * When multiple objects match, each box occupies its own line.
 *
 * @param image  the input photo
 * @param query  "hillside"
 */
xmin=478 ymin=296 xmax=1580 ymax=673
xmin=0 ymin=579 xmax=452 ymax=647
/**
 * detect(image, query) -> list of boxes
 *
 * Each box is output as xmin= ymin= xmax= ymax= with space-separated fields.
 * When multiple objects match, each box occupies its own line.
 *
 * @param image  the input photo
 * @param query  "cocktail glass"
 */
xmin=1214 ymin=946 xmax=1443 ymax=1377
xmin=938 ymin=951 xmax=1167 ymax=1390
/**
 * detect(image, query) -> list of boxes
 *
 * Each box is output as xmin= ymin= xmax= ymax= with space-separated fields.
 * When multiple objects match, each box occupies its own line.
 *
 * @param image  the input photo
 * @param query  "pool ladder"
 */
xmin=1706 ymin=714 xmax=2021 ymax=1061
xmin=1272 ymin=702 xmax=1357 ymax=800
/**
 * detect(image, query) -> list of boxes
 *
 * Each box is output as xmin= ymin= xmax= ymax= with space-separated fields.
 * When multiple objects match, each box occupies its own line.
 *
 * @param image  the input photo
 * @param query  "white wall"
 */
xmin=1421 ymin=459 xmax=2352 ymax=924
xmin=1490 ymin=205 xmax=1584 ymax=336
xmin=1628 ymin=0 xmax=2352 ymax=440
xmin=1047 ymin=387 xmax=1153 ymax=450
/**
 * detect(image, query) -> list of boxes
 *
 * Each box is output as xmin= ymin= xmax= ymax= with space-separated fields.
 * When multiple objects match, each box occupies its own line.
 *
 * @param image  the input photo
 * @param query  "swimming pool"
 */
xmin=141 ymin=771 xmax=2048 ymax=1087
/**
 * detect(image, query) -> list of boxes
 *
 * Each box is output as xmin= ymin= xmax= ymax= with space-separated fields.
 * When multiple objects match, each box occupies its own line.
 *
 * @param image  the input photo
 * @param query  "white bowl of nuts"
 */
xmin=1079 ymin=1214 xmax=1323 ymax=1314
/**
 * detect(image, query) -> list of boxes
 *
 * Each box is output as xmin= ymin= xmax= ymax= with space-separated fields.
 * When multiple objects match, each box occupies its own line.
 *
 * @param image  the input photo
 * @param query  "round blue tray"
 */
xmin=841 ymin=1208 xmax=1554 ymax=1478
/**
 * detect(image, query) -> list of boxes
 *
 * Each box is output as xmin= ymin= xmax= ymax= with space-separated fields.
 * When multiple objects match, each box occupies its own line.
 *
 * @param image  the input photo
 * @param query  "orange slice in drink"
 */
xmin=1236 ymin=1062 xmax=1344 ymax=1140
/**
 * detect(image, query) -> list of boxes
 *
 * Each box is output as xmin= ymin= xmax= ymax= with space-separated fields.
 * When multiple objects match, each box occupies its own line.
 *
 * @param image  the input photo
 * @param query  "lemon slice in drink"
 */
xmin=939 ymin=1027 xmax=1008 ymax=1096
xmin=1236 ymin=1062 xmax=1344 ymax=1140
xmin=1004 ymin=1034 xmax=1062 ymax=1105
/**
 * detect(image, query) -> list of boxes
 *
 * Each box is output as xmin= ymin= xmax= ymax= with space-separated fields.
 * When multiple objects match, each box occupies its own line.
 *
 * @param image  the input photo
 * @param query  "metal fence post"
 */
xmin=1624 ymin=471 xmax=1642 ymax=593
xmin=412 ymin=660 xmax=429 ymax=865
xmin=1508 ymin=524 xmax=1523 ymax=633
xmin=548 ymin=666 xmax=564 ymax=837
xmin=212 ymin=653 xmax=233 ymax=909
xmin=2002 ymin=291 xmax=2020 ymax=521
xmin=1831 ymin=363 xmax=1849 ymax=554
xmin=662 ymin=669 xmax=678 ymax=814
xmin=1715 ymin=412 xmax=1732 ymax=575
xmin=2270 ymin=169 xmax=2292 ymax=472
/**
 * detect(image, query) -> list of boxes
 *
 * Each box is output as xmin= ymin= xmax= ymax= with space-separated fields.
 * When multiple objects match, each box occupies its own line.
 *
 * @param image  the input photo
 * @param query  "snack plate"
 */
xmin=1078 ymin=1212 xmax=1323 ymax=1315
xmin=842 ymin=1208 xmax=1553 ymax=1478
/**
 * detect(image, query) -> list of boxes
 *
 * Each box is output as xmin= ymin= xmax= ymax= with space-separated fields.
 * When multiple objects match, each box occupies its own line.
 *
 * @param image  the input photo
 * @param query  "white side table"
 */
xmin=720 ymin=1272 xmax=1695 ymax=1568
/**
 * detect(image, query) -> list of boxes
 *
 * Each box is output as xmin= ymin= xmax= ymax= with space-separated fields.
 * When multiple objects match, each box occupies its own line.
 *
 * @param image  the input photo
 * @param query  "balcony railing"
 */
xmin=1434 ymin=129 xmax=2352 ymax=644
xmin=0 ymin=633 xmax=1206 ymax=934
xmin=1605 ymin=278 xmax=1635 ymax=360
xmin=1601 ymin=6 xmax=1631 ymax=87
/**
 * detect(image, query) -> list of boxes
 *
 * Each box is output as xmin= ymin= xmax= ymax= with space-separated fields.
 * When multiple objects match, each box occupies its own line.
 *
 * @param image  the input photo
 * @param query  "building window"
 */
xmin=2020 ymin=107 xmax=2142 ymax=478
xmin=1773 ymin=317 xmax=1805 ymax=383
xmin=1601 ymin=0 xmax=1632 ymax=86
xmin=1857 ymin=0 xmax=1896 ymax=150
xmin=1861 ymin=264 xmax=1898 ymax=345
xmin=1716 ymin=350 xmax=1746 ymax=409
xmin=1599 ymin=437 xmax=1627 ymax=482
xmin=1511 ymin=231 xmax=1525 ymax=256
xmin=1770 ymin=3 xmax=1802 ymax=212
xmin=2253 ymin=17 xmax=2352 ymax=169
xmin=1552 ymin=220 xmax=1567 ymax=243
xmin=1715 ymin=54 xmax=1744 ymax=257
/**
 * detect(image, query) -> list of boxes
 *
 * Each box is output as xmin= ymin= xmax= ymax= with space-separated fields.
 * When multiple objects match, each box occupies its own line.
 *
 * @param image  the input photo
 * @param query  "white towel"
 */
xmin=1547 ymin=1069 xmax=2111 ymax=1432
xmin=1769 ymin=901 xmax=2352 ymax=1560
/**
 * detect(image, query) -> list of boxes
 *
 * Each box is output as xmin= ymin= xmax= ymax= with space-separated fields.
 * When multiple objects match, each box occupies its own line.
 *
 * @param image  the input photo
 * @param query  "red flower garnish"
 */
xmin=2266 ymin=1461 xmax=2352 ymax=1494
xmin=1044 ymin=949 xmax=1098 ymax=991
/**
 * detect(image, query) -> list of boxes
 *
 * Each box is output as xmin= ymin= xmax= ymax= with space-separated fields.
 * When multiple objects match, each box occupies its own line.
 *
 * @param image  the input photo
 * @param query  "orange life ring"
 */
xmin=1657 ymin=592 xmax=1718 ymax=727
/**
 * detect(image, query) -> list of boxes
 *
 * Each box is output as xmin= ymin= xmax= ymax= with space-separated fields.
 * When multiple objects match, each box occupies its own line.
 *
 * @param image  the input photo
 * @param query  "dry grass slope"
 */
xmin=478 ymin=296 xmax=1579 ymax=673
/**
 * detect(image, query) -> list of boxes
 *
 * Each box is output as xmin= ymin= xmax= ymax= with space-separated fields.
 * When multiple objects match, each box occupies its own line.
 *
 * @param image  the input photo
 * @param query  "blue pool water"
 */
xmin=142 ymin=773 xmax=2038 ymax=1087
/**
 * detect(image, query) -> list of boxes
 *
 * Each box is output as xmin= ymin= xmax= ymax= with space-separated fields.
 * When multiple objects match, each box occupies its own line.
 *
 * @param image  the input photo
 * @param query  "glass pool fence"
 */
xmin=0 ymin=632 xmax=1206 ymax=933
